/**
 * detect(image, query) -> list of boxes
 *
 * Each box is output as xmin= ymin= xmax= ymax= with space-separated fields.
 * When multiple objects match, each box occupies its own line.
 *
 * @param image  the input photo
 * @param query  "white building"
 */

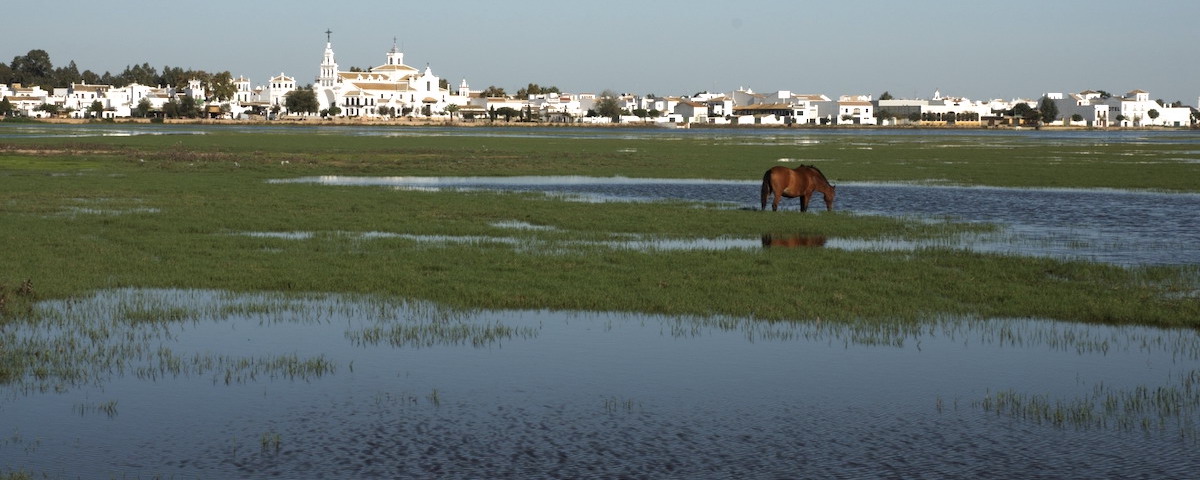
xmin=901 ymin=90 xmax=993 ymax=125
xmin=268 ymin=73 xmax=296 ymax=109
xmin=2 ymin=84 xmax=50 ymax=117
xmin=1119 ymin=90 xmax=1191 ymax=127
xmin=837 ymin=94 xmax=876 ymax=125
xmin=313 ymin=35 xmax=451 ymax=118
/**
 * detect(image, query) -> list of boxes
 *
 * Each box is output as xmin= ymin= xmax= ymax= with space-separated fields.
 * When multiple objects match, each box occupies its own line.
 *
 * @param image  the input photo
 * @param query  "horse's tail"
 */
xmin=760 ymin=170 xmax=773 ymax=210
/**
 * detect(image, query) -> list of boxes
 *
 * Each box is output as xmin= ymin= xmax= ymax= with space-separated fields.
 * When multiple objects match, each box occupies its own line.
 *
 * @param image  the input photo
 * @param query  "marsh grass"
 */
xmin=0 ymin=288 xmax=522 ymax=392
xmin=977 ymin=370 xmax=1200 ymax=440
xmin=347 ymin=320 xmax=538 ymax=348
xmin=73 ymin=400 xmax=118 ymax=418
xmin=1 ymin=129 xmax=1197 ymax=331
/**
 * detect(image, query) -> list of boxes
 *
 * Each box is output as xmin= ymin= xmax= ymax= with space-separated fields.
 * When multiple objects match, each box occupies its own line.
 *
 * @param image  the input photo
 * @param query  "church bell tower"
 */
xmin=319 ymin=29 xmax=338 ymax=88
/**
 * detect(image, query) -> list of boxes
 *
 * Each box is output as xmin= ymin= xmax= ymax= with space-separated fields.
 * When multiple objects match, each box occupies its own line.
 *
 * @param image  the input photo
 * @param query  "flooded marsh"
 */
xmin=3 ymin=125 xmax=1200 ymax=477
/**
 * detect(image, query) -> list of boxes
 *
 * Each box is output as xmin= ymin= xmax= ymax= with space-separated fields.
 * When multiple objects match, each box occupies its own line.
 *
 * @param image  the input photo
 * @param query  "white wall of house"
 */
xmin=268 ymin=73 xmax=296 ymax=109
xmin=1119 ymin=90 xmax=1191 ymax=126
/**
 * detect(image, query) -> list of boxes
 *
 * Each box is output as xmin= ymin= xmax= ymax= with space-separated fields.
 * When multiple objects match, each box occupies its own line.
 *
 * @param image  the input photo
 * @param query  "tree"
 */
xmin=178 ymin=96 xmax=200 ymax=118
xmin=1037 ymin=95 xmax=1059 ymax=124
xmin=1012 ymin=103 xmax=1036 ymax=124
xmin=160 ymin=66 xmax=187 ymax=87
xmin=87 ymin=100 xmax=105 ymax=119
xmin=446 ymin=104 xmax=460 ymax=120
xmin=516 ymin=83 xmax=560 ymax=98
xmin=1148 ymin=109 xmax=1160 ymax=122
xmin=495 ymin=106 xmax=520 ymax=122
xmin=117 ymin=63 xmax=159 ymax=86
xmin=480 ymin=86 xmax=507 ymax=97
xmin=595 ymin=89 xmax=622 ymax=120
xmin=284 ymin=87 xmax=319 ymax=115
xmin=53 ymin=60 xmax=82 ymax=87
xmin=879 ymin=91 xmax=894 ymax=101
xmin=34 ymin=103 xmax=58 ymax=117
xmin=632 ymin=108 xmax=649 ymax=121
xmin=207 ymin=71 xmax=237 ymax=102
xmin=0 ymin=97 xmax=13 ymax=117
xmin=162 ymin=99 xmax=177 ymax=118
xmin=1071 ymin=114 xmax=1083 ymax=123
xmin=80 ymin=70 xmax=102 ymax=85
xmin=135 ymin=98 xmax=153 ymax=118
xmin=10 ymin=49 xmax=53 ymax=86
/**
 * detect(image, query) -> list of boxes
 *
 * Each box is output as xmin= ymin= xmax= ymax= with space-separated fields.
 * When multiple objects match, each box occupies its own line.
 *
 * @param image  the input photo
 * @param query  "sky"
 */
xmin=5 ymin=0 xmax=1199 ymax=104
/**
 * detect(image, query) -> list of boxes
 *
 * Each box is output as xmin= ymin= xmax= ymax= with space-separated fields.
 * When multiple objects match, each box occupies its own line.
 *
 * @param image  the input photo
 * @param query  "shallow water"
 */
xmin=276 ymin=175 xmax=1200 ymax=266
xmin=3 ymin=289 xmax=1200 ymax=478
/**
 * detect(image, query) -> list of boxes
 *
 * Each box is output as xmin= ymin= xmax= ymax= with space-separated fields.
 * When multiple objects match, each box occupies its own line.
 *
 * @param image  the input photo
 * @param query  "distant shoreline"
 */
xmin=4 ymin=117 xmax=1191 ymax=131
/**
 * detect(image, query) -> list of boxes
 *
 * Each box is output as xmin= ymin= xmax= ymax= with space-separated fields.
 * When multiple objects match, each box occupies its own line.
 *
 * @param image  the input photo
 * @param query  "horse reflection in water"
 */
xmin=761 ymin=234 xmax=828 ymax=248
xmin=760 ymin=165 xmax=836 ymax=212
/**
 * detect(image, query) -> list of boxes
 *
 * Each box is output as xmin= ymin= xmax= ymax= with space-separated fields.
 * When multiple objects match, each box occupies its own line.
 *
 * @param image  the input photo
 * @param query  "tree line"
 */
xmin=2 ymin=49 xmax=237 ymax=100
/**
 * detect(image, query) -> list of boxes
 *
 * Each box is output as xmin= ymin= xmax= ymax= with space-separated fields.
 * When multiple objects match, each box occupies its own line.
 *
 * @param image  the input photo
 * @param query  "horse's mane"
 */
xmin=803 ymin=165 xmax=833 ymax=187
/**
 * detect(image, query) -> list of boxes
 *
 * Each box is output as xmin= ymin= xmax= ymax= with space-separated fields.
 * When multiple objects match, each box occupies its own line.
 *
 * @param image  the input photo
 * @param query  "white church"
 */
xmin=313 ymin=31 xmax=457 ymax=118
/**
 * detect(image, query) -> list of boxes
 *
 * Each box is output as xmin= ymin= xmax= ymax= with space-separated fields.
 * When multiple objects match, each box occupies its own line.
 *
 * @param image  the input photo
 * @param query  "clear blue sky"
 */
xmin=6 ymin=0 xmax=1198 ymax=104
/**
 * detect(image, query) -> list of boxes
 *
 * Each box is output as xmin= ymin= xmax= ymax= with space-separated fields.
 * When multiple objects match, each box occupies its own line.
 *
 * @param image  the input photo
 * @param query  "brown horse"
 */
xmin=760 ymin=165 xmax=836 ymax=212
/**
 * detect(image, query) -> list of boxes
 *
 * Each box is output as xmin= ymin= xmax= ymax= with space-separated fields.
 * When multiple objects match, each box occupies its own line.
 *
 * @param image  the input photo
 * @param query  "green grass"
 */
xmin=5 ymin=126 xmax=1199 ymax=189
xmin=0 ymin=127 xmax=1197 ymax=329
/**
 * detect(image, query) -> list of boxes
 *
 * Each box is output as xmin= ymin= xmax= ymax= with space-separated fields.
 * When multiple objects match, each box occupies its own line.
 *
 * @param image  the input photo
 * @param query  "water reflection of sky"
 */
xmin=274 ymin=175 xmax=1200 ymax=266
xmin=4 ymin=289 xmax=1199 ymax=478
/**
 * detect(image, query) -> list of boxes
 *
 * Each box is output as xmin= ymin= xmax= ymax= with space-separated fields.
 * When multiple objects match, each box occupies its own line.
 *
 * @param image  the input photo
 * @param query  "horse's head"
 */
xmin=823 ymin=185 xmax=836 ymax=211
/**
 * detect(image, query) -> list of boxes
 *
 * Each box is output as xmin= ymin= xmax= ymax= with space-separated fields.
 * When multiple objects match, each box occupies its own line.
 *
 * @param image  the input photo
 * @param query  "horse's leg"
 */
xmin=800 ymin=194 xmax=810 ymax=212
xmin=772 ymin=191 xmax=782 ymax=211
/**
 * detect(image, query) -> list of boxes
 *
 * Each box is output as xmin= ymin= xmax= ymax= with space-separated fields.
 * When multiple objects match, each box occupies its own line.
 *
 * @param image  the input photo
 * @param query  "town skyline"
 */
xmin=4 ymin=0 xmax=1199 ymax=105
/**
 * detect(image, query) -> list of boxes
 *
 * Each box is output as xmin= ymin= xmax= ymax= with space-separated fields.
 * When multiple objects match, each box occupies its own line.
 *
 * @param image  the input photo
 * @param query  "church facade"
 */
xmin=313 ymin=34 xmax=453 ymax=118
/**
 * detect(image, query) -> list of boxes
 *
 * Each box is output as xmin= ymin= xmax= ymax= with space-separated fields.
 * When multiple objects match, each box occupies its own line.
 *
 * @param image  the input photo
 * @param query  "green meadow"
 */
xmin=1 ymin=126 xmax=1198 ymax=327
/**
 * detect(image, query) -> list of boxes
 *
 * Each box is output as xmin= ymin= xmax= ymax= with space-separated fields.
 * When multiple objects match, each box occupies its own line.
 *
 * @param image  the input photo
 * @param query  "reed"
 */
xmin=260 ymin=431 xmax=282 ymax=452
xmin=976 ymin=368 xmax=1200 ymax=440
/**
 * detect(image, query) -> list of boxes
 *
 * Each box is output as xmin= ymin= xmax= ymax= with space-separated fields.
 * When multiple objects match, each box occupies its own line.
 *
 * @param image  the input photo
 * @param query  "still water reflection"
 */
xmin=2 ymin=289 xmax=1199 ymax=478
